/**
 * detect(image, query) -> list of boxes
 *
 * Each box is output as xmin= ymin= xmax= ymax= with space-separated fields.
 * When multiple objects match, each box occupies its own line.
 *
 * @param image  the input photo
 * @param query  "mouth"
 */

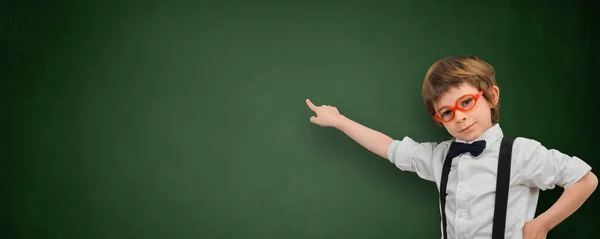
xmin=460 ymin=123 xmax=475 ymax=132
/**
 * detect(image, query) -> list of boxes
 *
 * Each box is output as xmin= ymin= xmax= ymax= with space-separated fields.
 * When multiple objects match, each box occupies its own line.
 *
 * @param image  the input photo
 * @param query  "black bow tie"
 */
xmin=447 ymin=140 xmax=486 ymax=159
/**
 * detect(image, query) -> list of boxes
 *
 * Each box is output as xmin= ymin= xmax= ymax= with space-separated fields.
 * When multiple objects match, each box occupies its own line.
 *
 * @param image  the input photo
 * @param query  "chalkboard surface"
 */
xmin=3 ymin=0 xmax=599 ymax=238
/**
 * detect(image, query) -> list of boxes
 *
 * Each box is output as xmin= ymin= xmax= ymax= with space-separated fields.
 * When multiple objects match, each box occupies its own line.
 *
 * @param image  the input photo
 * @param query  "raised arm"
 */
xmin=306 ymin=99 xmax=394 ymax=159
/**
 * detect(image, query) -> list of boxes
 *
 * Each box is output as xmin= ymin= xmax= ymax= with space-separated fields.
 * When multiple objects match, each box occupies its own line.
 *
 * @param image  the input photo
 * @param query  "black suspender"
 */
xmin=492 ymin=137 xmax=515 ymax=239
xmin=440 ymin=137 xmax=515 ymax=239
xmin=439 ymin=145 xmax=454 ymax=239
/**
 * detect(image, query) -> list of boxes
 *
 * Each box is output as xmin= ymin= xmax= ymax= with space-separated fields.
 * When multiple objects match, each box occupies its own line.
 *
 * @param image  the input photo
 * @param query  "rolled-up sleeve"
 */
xmin=387 ymin=136 xmax=438 ymax=182
xmin=516 ymin=138 xmax=592 ymax=190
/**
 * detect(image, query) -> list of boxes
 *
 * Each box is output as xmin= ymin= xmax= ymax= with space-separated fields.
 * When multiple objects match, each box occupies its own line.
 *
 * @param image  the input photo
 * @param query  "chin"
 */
xmin=457 ymin=131 xmax=478 ymax=142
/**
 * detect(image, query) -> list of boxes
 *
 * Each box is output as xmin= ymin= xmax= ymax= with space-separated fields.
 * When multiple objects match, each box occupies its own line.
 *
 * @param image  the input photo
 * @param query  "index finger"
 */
xmin=306 ymin=99 xmax=318 ymax=111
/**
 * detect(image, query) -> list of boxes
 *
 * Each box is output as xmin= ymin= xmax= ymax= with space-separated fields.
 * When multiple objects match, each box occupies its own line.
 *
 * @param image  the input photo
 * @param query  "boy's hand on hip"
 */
xmin=522 ymin=218 xmax=549 ymax=239
xmin=305 ymin=99 xmax=344 ymax=128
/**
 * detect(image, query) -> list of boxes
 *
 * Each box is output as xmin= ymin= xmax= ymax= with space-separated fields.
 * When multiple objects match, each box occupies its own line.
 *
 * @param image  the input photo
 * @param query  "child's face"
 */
xmin=434 ymin=82 xmax=499 ymax=142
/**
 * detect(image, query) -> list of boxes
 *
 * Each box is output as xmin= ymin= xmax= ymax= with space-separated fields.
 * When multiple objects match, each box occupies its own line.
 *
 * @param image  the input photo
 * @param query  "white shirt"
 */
xmin=386 ymin=124 xmax=592 ymax=239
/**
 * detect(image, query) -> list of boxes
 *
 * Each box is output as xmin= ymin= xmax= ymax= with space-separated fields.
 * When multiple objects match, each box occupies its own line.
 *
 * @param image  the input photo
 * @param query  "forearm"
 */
xmin=535 ymin=171 xmax=598 ymax=231
xmin=334 ymin=115 xmax=394 ymax=159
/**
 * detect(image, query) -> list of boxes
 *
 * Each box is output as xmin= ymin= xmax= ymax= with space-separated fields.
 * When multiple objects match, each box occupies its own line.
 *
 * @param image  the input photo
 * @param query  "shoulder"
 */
xmin=497 ymin=137 xmax=543 ymax=172
xmin=399 ymin=136 xmax=453 ymax=149
xmin=395 ymin=136 xmax=451 ymax=146
xmin=510 ymin=136 xmax=570 ymax=164
xmin=389 ymin=136 xmax=453 ymax=157
xmin=512 ymin=136 xmax=542 ymax=149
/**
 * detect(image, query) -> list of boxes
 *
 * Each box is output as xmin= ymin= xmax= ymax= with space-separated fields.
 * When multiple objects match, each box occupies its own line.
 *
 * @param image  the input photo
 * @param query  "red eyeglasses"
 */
xmin=434 ymin=91 xmax=484 ymax=123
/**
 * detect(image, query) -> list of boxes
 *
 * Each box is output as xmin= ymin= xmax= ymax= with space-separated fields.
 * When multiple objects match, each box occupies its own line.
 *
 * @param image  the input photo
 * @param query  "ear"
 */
xmin=487 ymin=85 xmax=500 ymax=107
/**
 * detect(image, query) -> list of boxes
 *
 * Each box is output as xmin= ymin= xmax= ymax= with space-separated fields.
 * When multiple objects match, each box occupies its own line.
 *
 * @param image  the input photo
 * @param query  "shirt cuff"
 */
xmin=387 ymin=140 xmax=402 ymax=164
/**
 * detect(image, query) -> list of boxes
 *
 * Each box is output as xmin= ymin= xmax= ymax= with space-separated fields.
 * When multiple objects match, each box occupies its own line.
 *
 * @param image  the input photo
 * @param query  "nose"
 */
xmin=454 ymin=110 xmax=468 ymax=122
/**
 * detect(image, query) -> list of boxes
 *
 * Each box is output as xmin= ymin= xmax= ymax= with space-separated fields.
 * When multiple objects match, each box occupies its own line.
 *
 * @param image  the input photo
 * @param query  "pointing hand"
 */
xmin=305 ymin=99 xmax=345 ymax=128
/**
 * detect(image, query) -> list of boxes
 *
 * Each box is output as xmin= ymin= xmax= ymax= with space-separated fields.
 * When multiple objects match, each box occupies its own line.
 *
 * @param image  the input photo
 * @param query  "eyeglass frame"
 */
xmin=433 ymin=90 xmax=484 ymax=123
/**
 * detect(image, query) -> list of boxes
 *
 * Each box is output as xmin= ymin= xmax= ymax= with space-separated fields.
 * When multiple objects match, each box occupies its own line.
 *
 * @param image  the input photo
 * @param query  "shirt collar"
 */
xmin=455 ymin=123 xmax=504 ymax=144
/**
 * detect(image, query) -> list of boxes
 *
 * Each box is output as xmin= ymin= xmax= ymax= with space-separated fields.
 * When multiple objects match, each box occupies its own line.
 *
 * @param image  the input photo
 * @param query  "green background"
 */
xmin=3 ymin=0 xmax=599 ymax=238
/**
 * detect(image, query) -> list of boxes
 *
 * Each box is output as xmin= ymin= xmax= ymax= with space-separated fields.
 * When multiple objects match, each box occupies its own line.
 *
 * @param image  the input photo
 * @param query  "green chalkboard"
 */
xmin=3 ymin=0 xmax=599 ymax=238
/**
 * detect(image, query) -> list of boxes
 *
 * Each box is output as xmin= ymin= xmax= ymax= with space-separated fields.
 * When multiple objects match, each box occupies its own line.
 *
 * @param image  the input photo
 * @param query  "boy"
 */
xmin=305 ymin=55 xmax=597 ymax=239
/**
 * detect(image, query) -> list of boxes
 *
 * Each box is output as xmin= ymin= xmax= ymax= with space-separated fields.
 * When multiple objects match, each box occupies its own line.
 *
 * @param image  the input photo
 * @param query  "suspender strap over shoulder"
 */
xmin=492 ymin=137 xmax=515 ymax=239
xmin=439 ymin=146 xmax=454 ymax=239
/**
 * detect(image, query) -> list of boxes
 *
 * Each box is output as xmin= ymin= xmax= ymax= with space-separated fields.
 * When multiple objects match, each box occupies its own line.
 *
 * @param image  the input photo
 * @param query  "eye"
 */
xmin=461 ymin=98 xmax=473 ymax=106
xmin=440 ymin=109 xmax=452 ymax=117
